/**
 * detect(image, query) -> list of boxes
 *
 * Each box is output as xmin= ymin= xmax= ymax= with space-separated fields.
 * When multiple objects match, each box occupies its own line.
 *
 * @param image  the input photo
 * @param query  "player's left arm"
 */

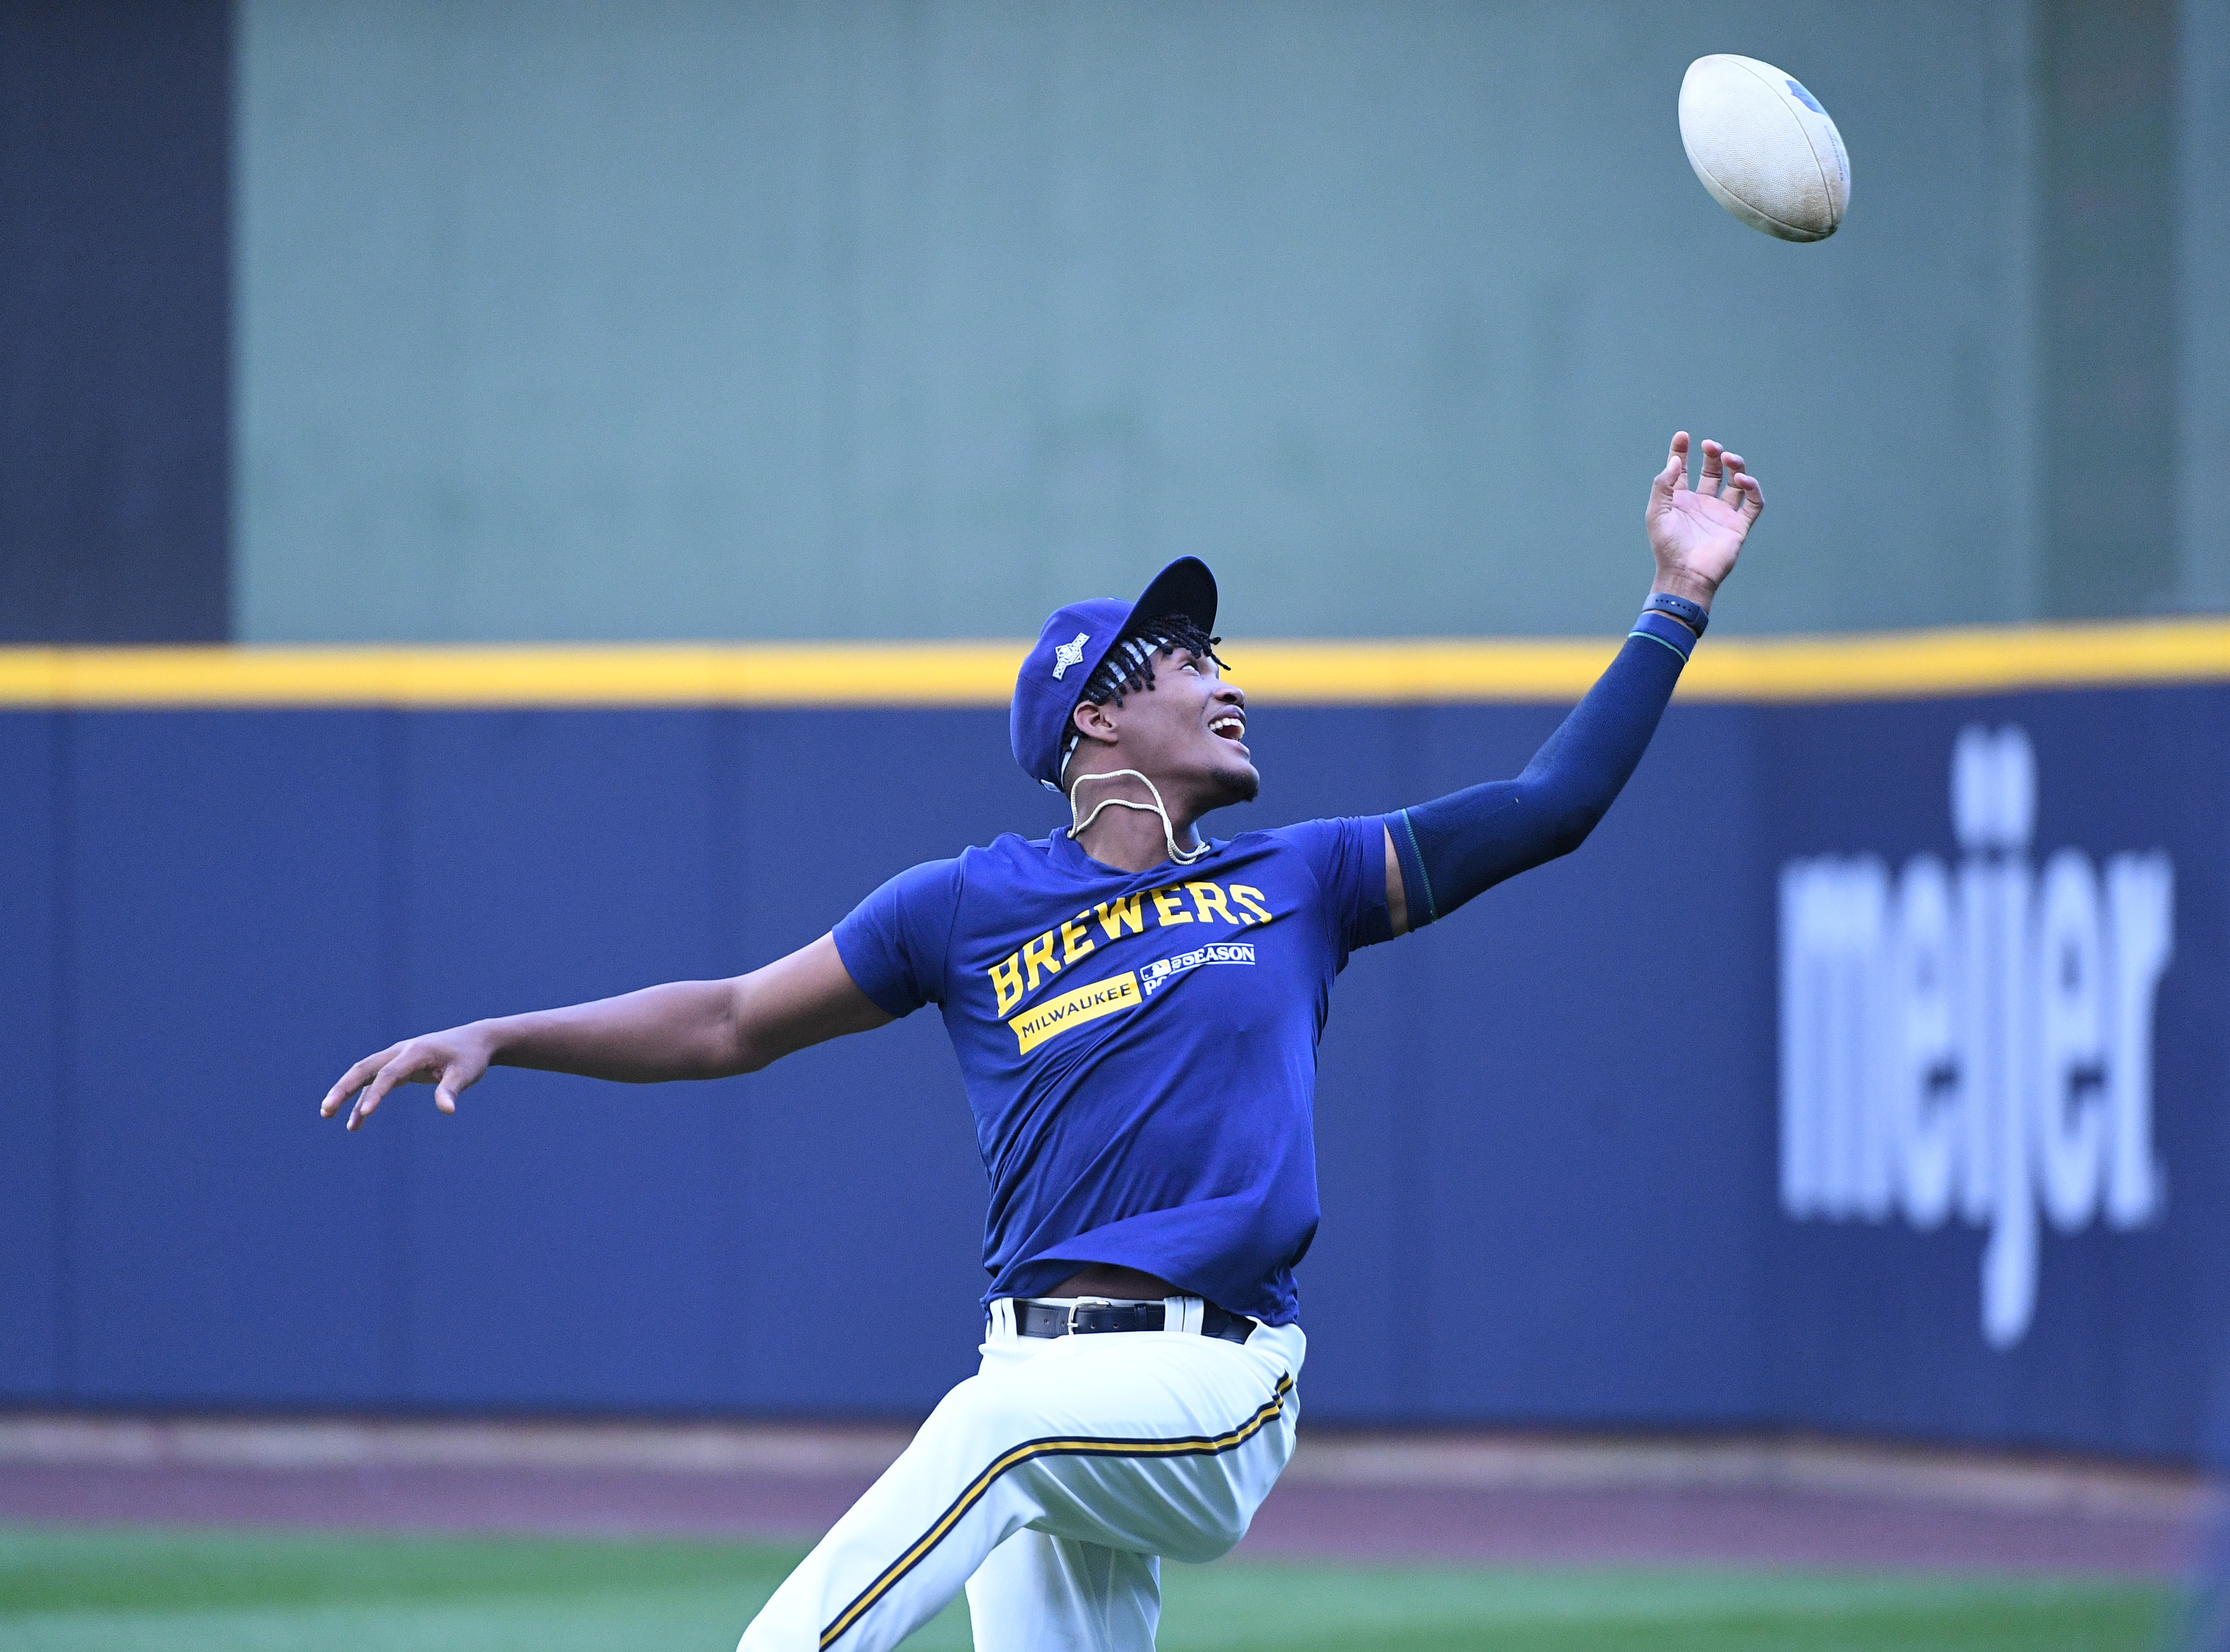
xmin=1382 ymin=431 xmax=1761 ymax=935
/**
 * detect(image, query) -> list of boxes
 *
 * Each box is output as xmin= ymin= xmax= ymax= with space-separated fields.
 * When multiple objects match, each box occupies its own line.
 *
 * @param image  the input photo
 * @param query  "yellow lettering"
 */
xmin=1150 ymin=885 xmax=1195 ymax=926
xmin=1095 ymin=893 xmax=1145 ymax=940
xmin=1186 ymin=882 xmax=1234 ymax=924
xmin=989 ymin=952 xmax=1025 ymax=1014
xmin=1229 ymin=884 xmax=1274 ymax=926
xmin=1060 ymin=915 xmax=1097 ymax=964
xmin=1022 ymin=930 xmax=1062 ymax=991
xmin=1009 ymin=971 xmax=1141 ymax=1054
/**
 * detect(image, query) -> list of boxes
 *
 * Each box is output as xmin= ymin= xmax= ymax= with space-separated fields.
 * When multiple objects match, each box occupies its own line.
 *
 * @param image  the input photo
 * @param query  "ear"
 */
xmin=1071 ymin=697 xmax=1120 ymax=750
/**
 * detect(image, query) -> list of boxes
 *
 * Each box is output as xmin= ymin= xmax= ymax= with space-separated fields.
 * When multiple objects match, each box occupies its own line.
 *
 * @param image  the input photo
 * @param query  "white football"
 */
xmin=1679 ymin=55 xmax=1850 ymax=242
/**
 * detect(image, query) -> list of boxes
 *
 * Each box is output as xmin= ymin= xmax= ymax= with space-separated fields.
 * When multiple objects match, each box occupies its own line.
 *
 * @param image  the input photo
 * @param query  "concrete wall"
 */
xmin=236 ymin=0 xmax=2072 ymax=642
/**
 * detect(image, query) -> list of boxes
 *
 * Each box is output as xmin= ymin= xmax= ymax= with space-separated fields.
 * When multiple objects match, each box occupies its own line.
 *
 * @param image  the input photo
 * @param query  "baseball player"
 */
xmin=322 ymin=433 xmax=1762 ymax=1651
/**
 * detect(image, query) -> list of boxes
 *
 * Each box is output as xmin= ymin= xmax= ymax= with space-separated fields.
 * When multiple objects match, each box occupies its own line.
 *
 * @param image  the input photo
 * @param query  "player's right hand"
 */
xmin=319 ymin=1026 xmax=494 ymax=1131
xmin=1645 ymin=430 xmax=1762 ymax=602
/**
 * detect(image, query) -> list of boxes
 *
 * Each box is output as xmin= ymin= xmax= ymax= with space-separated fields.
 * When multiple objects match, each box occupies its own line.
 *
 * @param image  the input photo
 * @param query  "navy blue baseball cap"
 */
xmin=1010 ymin=556 xmax=1219 ymax=791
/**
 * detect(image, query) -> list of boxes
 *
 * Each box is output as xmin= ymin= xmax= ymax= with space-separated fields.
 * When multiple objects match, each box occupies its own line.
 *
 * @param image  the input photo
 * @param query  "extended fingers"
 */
xmin=1655 ymin=430 xmax=1762 ymax=530
xmin=1697 ymin=439 xmax=1725 ymax=496
xmin=1654 ymin=431 xmax=1691 ymax=499
xmin=348 ymin=1052 xmax=429 ymax=1130
xmin=1716 ymin=450 xmax=1764 ymax=520
xmin=321 ymin=1050 xmax=390 ymax=1118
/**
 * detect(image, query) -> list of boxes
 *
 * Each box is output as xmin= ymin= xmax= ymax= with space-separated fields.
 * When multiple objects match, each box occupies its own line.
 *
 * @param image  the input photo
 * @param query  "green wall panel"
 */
xmin=239 ymin=0 xmax=2048 ymax=641
xmin=2181 ymin=0 xmax=2230 ymax=613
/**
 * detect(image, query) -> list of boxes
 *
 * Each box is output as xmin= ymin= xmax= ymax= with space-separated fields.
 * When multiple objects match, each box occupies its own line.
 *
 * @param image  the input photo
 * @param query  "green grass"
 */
xmin=0 ymin=1526 xmax=2173 ymax=1652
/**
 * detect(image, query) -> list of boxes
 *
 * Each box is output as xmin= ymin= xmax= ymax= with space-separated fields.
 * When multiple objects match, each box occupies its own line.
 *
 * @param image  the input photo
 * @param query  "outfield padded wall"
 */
xmin=1 ymin=637 xmax=2225 ymax=1457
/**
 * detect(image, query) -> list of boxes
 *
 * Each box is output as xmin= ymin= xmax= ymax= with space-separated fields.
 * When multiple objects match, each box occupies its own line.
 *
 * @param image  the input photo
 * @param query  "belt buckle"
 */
xmin=1065 ymin=1296 xmax=1114 ymax=1336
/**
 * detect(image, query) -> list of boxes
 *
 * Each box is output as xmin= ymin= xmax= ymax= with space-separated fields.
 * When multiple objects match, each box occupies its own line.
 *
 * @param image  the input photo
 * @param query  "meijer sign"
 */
xmin=1779 ymin=725 xmax=2174 ymax=1349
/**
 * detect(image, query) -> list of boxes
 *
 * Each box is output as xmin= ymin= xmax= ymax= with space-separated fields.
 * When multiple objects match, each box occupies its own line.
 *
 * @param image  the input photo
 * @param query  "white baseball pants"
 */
xmin=736 ymin=1300 xmax=1304 ymax=1652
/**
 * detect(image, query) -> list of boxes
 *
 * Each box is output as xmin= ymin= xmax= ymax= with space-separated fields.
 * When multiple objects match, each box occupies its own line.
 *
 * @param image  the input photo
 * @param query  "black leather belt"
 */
xmin=1014 ymin=1298 xmax=1254 ymax=1344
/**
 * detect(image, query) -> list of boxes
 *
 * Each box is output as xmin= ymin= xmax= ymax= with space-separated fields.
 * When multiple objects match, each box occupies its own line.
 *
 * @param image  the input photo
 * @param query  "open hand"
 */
xmin=319 ymin=1025 xmax=493 ymax=1130
xmin=1645 ymin=432 xmax=1762 ymax=605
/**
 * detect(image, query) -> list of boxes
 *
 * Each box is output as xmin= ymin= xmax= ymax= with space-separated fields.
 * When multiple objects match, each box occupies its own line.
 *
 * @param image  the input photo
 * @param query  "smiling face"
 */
xmin=1066 ymin=642 xmax=1259 ymax=817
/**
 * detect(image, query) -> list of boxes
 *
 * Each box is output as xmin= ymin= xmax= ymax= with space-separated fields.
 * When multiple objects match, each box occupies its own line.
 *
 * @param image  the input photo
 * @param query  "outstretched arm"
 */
xmin=319 ymin=933 xmax=892 ymax=1130
xmin=1382 ymin=432 xmax=1762 ymax=934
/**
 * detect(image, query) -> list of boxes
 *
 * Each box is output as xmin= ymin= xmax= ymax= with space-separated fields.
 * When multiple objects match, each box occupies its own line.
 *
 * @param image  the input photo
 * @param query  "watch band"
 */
xmin=1643 ymin=590 xmax=1709 ymax=636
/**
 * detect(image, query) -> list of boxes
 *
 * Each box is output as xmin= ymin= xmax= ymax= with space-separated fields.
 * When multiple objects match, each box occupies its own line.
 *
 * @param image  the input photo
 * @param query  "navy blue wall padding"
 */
xmin=0 ymin=0 xmax=231 ymax=641
xmin=1 ymin=690 xmax=2224 ymax=1459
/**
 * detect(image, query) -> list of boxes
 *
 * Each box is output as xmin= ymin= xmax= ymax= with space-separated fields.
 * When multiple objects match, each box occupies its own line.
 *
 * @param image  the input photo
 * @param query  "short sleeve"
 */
xmin=831 ymin=857 xmax=966 ymax=1017
xmin=1265 ymin=816 xmax=1393 ymax=953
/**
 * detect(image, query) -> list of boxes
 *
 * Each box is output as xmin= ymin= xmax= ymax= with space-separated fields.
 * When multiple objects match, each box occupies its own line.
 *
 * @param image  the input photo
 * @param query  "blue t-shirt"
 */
xmin=832 ymin=819 xmax=1392 ymax=1326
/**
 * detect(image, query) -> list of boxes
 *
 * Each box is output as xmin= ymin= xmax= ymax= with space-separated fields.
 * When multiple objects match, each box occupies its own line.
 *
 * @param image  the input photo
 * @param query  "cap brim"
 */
xmin=1124 ymin=557 xmax=1217 ymax=639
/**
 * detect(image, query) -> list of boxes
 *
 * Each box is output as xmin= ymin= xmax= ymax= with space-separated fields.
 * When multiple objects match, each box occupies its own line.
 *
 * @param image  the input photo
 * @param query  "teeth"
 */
xmin=1209 ymin=716 xmax=1245 ymax=737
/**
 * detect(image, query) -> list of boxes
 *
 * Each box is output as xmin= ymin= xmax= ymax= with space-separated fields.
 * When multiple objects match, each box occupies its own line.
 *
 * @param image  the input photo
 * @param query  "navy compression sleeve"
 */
xmin=1383 ymin=612 xmax=1693 ymax=927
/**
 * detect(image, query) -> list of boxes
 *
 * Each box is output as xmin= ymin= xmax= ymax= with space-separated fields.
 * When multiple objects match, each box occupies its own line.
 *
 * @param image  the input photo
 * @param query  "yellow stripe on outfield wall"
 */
xmin=0 ymin=644 xmax=1022 ymax=708
xmin=0 ymin=618 xmax=2224 ymax=707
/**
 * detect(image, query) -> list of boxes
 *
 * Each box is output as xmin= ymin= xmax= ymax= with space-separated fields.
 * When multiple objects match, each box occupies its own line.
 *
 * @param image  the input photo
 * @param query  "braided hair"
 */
xmin=1059 ymin=613 xmax=1228 ymax=785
